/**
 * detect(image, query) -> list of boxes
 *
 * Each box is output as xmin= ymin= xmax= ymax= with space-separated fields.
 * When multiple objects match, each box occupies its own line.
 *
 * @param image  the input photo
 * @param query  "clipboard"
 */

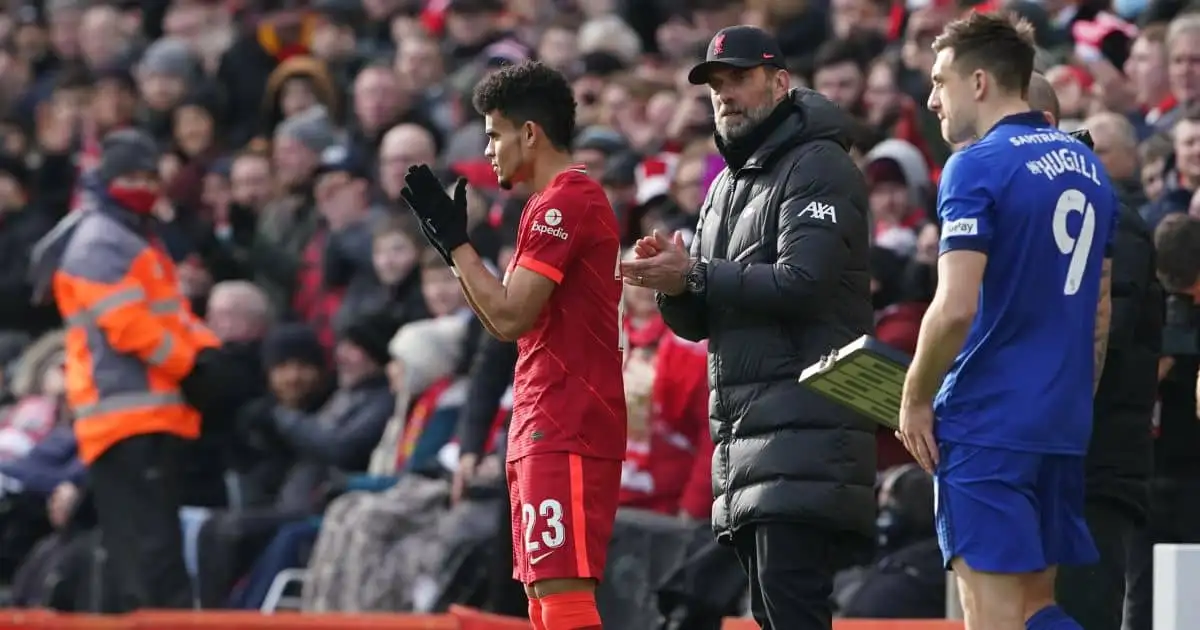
xmin=798 ymin=335 xmax=911 ymax=430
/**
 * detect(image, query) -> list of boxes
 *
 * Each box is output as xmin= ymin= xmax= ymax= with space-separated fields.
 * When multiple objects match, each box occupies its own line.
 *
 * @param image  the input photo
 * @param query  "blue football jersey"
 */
xmin=933 ymin=111 xmax=1118 ymax=455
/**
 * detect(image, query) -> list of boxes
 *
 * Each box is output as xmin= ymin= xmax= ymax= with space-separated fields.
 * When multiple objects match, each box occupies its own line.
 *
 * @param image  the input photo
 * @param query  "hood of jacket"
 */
xmin=388 ymin=315 xmax=470 ymax=397
xmin=9 ymin=329 xmax=65 ymax=399
xmin=866 ymin=138 xmax=932 ymax=209
xmin=788 ymin=87 xmax=856 ymax=149
xmin=732 ymin=88 xmax=857 ymax=171
xmin=262 ymin=55 xmax=339 ymax=131
xmin=29 ymin=179 xmax=156 ymax=306
xmin=29 ymin=210 xmax=84 ymax=307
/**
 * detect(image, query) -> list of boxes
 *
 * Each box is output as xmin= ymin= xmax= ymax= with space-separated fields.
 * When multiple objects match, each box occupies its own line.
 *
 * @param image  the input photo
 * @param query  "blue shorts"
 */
xmin=935 ymin=442 xmax=1097 ymax=573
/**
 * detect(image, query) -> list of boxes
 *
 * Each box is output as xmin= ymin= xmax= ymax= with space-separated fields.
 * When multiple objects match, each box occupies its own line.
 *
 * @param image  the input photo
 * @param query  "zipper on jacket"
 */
xmin=720 ymin=421 xmax=733 ymax=524
xmin=710 ymin=163 xmax=765 ymax=525
xmin=717 ymin=173 xmax=739 ymax=525
xmin=710 ymin=174 xmax=738 ymax=428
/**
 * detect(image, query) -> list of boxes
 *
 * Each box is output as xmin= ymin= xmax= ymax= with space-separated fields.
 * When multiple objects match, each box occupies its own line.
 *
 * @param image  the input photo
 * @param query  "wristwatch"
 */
xmin=685 ymin=259 xmax=707 ymax=295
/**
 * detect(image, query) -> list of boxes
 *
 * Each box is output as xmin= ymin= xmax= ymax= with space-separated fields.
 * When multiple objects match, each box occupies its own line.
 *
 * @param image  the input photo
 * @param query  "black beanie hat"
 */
xmin=341 ymin=310 xmax=402 ymax=367
xmin=262 ymin=323 xmax=325 ymax=369
xmin=96 ymin=129 xmax=159 ymax=186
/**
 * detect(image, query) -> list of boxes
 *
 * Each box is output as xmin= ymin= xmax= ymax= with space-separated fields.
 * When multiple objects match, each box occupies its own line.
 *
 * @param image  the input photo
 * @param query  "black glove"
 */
xmin=401 ymin=165 xmax=470 ymax=258
xmin=417 ymin=215 xmax=455 ymax=267
xmin=179 ymin=347 xmax=224 ymax=413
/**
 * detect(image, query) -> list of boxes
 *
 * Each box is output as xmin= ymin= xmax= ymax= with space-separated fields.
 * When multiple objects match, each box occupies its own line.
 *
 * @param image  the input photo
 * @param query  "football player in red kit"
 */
xmin=401 ymin=61 xmax=626 ymax=630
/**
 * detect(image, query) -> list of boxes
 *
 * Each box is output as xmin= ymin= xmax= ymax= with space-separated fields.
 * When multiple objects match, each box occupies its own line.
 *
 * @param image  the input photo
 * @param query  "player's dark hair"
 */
xmin=472 ymin=61 xmax=577 ymax=152
xmin=1154 ymin=214 xmax=1200 ymax=293
xmin=932 ymin=12 xmax=1036 ymax=98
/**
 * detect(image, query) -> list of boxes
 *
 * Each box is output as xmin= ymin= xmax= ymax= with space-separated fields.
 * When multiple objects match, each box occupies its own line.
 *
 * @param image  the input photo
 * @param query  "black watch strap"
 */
xmin=685 ymin=260 xmax=707 ymax=295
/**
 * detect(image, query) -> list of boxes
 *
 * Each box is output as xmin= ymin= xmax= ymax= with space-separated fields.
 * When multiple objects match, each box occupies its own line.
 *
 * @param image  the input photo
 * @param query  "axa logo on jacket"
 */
xmin=798 ymin=201 xmax=838 ymax=223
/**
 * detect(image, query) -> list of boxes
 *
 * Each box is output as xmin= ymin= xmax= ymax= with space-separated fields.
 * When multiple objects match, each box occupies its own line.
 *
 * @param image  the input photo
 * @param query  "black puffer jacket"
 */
xmin=658 ymin=88 xmax=877 ymax=542
xmin=1089 ymin=203 xmax=1160 ymax=518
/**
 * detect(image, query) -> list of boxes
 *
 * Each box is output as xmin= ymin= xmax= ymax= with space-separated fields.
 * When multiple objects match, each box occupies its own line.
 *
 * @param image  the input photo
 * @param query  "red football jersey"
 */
xmin=506 ymin=167 xmax=627 ymax=462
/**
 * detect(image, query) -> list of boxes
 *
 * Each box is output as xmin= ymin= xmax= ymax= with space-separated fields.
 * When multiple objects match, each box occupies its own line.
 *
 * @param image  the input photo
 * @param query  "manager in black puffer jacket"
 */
xmin=625 ymin=26 xmax=876 ymax=630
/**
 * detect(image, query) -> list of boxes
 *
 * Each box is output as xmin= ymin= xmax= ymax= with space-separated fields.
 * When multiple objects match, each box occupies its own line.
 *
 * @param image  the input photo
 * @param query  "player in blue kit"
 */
xmin=897 ymin=13 xmax=1116 ymax=630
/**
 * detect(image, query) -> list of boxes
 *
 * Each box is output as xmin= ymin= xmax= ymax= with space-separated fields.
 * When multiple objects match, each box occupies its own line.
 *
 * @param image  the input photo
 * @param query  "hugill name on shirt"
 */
xmin=1023 ymin=148 xmax=1101 ymax=186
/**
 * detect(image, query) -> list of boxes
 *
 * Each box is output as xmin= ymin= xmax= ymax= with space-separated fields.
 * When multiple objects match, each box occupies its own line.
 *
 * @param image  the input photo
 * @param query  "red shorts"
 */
xmin=507 ymin=452 xmax=621 ymax=584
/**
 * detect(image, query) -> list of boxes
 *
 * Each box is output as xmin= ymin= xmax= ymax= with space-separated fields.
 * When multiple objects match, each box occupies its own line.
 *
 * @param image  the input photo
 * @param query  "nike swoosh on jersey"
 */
xmin=529 ymin=551 xmax=555 ymax=565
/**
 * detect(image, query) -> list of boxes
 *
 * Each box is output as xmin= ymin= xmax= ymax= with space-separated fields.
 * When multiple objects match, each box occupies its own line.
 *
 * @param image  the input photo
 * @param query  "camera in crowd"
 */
xmin=1154 ymin=213 xmax=1200 ymax=355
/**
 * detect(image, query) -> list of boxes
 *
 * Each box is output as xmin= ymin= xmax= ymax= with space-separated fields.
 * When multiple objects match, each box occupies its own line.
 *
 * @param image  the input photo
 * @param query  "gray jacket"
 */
xmin=274 ymin=373 xmax=394 ymax=512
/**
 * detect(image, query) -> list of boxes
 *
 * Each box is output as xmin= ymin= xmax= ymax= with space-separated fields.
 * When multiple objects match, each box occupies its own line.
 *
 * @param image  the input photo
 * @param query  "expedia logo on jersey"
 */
xmin=531 ymin=208 xmax=569 ymax=240
xmin=531 ymin=222 xmax=569 ymax=240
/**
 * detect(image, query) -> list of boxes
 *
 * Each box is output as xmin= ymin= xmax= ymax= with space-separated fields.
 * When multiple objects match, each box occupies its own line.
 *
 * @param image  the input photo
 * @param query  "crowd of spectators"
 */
xmin=0 ymin=0 xmax=1189 ymax=622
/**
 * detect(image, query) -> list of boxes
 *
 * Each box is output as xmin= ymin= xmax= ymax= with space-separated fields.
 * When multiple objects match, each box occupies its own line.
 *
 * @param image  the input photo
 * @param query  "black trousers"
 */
xmin=0 ymin=491 xmax=52 ymax=583
xmin=1123 ymin=478 xmax=1200 ymax=630
xmin=1056 ymin=499 xmax=1137 ymax=630
xmin=486 ymin=484 xmax=529 ymax=616
xmin=88 ymin=432 xmax=193 ymax=612
xmin=731 ymin=522 xmax=838 ymax=630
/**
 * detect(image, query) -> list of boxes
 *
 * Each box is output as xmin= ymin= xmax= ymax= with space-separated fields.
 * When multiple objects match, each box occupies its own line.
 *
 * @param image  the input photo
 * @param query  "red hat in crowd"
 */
xmin=451 ymin=160 xmax=501 ymax=191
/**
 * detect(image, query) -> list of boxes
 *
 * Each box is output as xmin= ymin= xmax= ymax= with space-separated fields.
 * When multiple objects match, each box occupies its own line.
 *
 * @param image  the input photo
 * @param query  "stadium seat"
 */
xmin=260 ymin=568 xmax=309 ymax=614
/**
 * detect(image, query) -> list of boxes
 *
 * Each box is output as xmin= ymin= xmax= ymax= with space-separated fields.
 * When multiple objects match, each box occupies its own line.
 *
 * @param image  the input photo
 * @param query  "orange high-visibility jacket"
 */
xmin=51 ymin=210 xmax=220 ymax=464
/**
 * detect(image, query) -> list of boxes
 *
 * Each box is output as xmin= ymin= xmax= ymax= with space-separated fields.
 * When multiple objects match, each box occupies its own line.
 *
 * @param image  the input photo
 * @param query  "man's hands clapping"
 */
xmin=401 ymin=164 xmax=469 ymax=266
xmin=621 ymin=230 xmax=691 ymax=295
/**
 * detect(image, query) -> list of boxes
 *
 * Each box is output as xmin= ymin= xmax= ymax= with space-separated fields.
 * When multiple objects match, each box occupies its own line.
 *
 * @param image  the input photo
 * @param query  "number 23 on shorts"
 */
xmin=522 ymin=498 xmax=566 ymax=562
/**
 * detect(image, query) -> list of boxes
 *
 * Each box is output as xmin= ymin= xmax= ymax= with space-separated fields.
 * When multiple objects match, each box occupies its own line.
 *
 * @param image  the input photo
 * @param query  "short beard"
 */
xmin=715 ymin=99 xmax=776 ymax=143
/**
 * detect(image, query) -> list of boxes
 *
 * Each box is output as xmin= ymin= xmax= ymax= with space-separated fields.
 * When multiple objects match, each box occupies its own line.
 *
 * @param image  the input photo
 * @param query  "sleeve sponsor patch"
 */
xmin=531 ymin=208 xmax=569 ymax=240
xmin=798 ymin=201 xmax=838 ymax=223
xmin=941 ymin=218 xmax=979 ymax=237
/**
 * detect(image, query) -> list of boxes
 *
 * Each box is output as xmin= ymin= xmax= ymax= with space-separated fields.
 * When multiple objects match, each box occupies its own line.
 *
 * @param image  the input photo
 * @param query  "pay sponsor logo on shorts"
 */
xmin=942 ymin=218 xmax=978 ymax=237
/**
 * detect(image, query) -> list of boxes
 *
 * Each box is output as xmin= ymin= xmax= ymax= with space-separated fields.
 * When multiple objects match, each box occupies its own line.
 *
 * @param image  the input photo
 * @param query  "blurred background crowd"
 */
xmin=0 ymin=0 xmax=1192 ymax=625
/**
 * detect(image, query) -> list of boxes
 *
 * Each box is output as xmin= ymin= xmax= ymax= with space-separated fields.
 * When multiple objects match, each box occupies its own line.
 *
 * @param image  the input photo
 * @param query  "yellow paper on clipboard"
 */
xmin=798 ymin=335 xmax=911 ymax=430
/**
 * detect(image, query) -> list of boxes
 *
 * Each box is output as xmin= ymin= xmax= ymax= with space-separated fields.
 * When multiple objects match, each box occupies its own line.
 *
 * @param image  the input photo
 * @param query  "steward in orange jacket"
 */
xmin=35 ymin=134 xmax=221 ymax=465
xmin=30 ymin=128 xmax=221 ymax=610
